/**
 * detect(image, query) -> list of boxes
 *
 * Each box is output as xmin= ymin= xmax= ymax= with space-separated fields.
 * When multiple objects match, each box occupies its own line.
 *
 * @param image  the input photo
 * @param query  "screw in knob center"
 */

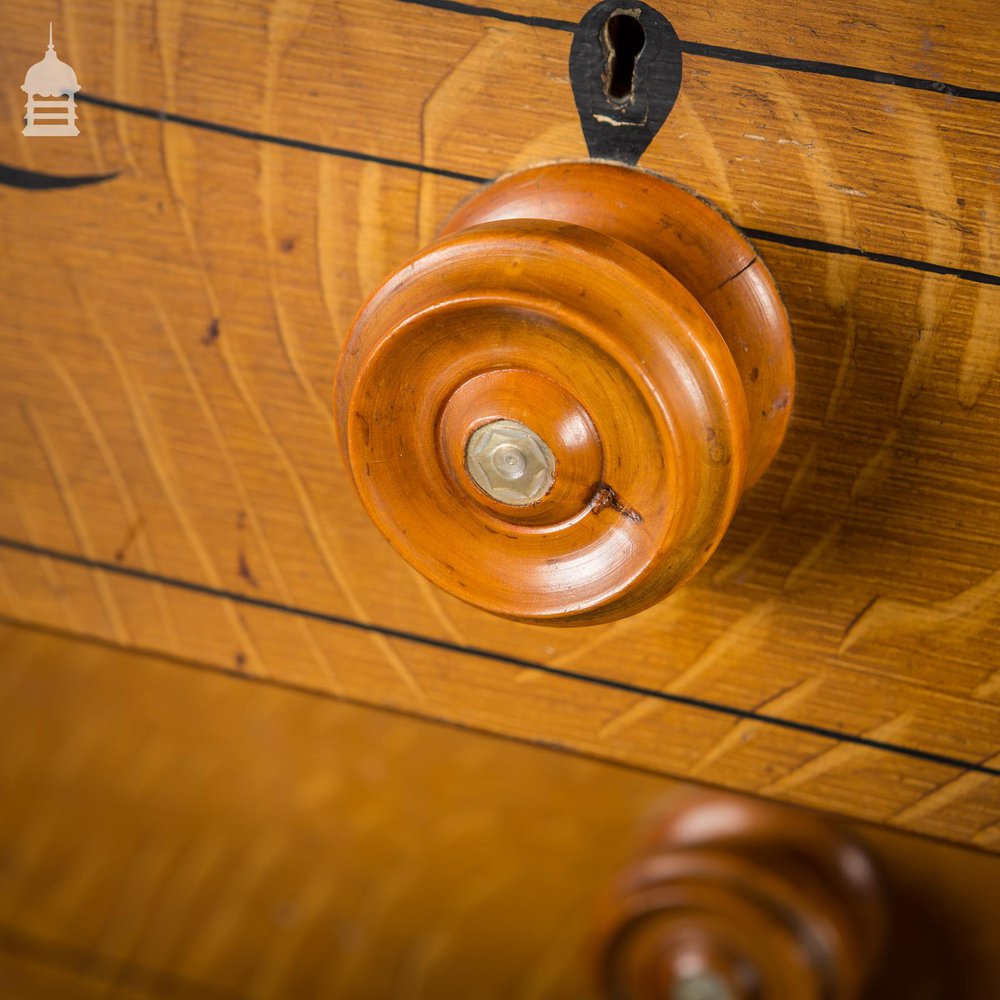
xmin=670 ymin=972 xmax=735 ymax=1000
xmin=493 ymin=443 xmax=528 ymax=480
xmin=465 ymin=418 xmax=556 ymax=506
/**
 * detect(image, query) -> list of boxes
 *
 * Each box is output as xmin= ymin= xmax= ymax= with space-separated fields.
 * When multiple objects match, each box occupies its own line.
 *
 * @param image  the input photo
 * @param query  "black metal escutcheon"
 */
xmin=569 ymin=0 xmax=683 ymax=165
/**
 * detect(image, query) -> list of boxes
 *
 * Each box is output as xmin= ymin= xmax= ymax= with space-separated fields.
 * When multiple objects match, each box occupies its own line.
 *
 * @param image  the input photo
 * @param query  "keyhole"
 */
xmin=603 ymin=11 xmax=646 ymax=105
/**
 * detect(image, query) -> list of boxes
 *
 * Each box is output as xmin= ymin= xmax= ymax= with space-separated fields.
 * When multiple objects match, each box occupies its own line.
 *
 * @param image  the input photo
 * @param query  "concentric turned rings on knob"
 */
xmin=334 ymin=162 xmax=794 ymax=625
xmin=336 ymin=220 xmax=748 ymax=624
xmin=595 ymin=794 xmax=886 ymax=1000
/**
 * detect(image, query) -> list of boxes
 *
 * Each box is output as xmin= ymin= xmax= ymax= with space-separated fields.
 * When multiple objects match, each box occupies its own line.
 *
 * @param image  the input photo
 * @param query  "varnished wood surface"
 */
xmin=2 ymin=0 xmax=997 ymax=273
xmin=0 ymin=1 xmax=998 ymax=845
xmin=0 ymin=623 xmax=650 ymax=999
xmin=336 ymin=163 xmax=794 ymax=623
xmin=438 ymin=162 xmax=795 ymax=490
xmin=597 ymin=794 xmax=887 ymax=999
xmin=0 ymin=622 xmax=999 ymax=999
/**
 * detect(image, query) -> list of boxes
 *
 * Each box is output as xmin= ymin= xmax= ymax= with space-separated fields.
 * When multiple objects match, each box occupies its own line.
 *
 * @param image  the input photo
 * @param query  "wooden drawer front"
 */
xmin=0 ymin=0 xmax=997 ymax=847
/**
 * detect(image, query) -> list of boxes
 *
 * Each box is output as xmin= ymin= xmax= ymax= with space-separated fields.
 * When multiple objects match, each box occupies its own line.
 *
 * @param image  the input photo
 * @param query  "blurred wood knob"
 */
xmin=595 ymin=794 xmax=886 ymax=1000
xmin=335 ymin=163 xmax=793 ymax=625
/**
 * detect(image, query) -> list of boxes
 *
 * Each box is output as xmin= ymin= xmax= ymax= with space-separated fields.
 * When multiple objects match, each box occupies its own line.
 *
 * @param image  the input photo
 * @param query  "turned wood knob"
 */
xmin=595 ymin=794 xmax=886 ymax=1000
xmin=334 ymin=163 xmax=794 ymax=625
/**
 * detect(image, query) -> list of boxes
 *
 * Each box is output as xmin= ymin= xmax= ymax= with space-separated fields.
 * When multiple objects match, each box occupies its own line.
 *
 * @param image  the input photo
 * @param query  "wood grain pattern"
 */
xmin=0 ymin=622 xmax=649 ymax=999
xmin=2 ymin=0 xmax=996 ymax=272
xmin=0 ymin=0 xmax=997 ymax=845
xmin=492 ymin=0 xmax=1000 ymax=91
xmin=1 ymin=622 xmax=999 ymax=999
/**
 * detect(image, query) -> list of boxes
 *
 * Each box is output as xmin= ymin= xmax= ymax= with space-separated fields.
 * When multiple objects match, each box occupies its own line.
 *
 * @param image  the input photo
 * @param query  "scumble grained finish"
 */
xmin=0 ymin=0 xmax=998 ymax=844
xmin=0 ymin=622 xmax=657 ymax=999
xmin=1 ymin=622 xmax=999 ymax=999
xmin=336 ymin=164 xmax=793 ymax=624
xmin=596 ymin=794 xmax=886 ymax=1000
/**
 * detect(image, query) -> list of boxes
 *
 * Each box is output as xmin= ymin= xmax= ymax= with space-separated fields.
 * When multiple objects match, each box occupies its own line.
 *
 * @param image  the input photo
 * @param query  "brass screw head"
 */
xmin=671 ymin=972 xmax=735 ymax=1000
xmin=464 ymin=419 xmax=556 ymax=506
